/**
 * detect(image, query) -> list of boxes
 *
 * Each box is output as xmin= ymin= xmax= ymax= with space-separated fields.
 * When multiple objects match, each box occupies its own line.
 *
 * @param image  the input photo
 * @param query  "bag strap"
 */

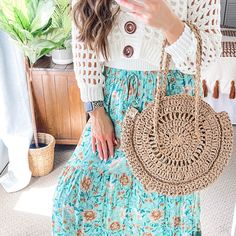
xmin=153 ymin=21 xmax=203 ymax=142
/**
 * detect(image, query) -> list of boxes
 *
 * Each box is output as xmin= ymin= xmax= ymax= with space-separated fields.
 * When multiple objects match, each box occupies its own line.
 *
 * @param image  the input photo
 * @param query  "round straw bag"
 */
xmin=120 ymin=21 xmax=234 ymax=196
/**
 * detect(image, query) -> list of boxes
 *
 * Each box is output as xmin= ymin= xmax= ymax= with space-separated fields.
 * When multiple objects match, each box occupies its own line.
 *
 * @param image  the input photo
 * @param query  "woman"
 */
xmin=52 ymin=0 xmax=222 ymax=235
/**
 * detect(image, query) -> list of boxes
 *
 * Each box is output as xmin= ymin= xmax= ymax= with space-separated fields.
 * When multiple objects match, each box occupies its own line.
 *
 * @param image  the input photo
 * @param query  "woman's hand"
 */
xmin=116 ymin=0 xmax=185 ymax=45
xmin=90 ymin=107 xmax=118 ymax=162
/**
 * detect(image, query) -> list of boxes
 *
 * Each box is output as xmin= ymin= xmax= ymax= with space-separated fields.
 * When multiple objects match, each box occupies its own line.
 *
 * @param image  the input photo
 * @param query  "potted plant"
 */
xmin=51 ymin=0 xmax=72 ymax=64
xmin=0 ymin=0 xmax=71 ymax=176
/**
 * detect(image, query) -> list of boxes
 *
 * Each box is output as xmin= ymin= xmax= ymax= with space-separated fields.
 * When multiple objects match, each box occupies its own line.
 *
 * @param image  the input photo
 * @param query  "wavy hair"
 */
xmin=72 ymin=0 xmax=120 ymax=60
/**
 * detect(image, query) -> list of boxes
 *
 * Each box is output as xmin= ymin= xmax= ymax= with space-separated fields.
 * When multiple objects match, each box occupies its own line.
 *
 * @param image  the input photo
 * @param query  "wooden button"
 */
xmin=123 ymin=45 xmax=134 ymax=58
xmin=124 ymin=21 xmax=136 ymax=34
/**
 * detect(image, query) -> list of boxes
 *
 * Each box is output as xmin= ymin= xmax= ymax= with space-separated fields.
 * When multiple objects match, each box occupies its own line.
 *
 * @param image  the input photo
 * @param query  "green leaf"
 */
xmin=26 ymin=0 xmax=39 ymax=23
xmin=51 ymin=0 xmax=71 ymax=48
xmin=0 ymin=9 xmax=15 ymax=35
xmin=31 ymin=18 xmax=53 ymax=37
xmin=11 ymin=24 xmax=26 ymax=43
xmin=13 ymin=7 xmax=30 ymax=30
xmin=24 ymin=38 xmax=59 ymax=64
xmin=30 ymin=0 xmax=55 ymax=33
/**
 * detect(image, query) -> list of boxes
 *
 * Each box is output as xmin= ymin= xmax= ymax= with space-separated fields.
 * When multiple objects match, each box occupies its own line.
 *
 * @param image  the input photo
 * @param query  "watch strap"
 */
xmin=84 ymin=100 xmax=104 ymax=113
xmin=91 ymin=100 xmax=104 ymax=111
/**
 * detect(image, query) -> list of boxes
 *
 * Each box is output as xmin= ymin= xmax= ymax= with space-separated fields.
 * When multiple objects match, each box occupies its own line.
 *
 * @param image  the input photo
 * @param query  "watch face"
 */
xmin=85 ymin=102 xmax=93 ymax=112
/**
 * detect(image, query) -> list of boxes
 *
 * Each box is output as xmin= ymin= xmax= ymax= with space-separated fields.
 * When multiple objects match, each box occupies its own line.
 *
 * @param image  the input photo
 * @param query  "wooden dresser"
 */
xmin=31 ymin=56 xmax=87 ymax=145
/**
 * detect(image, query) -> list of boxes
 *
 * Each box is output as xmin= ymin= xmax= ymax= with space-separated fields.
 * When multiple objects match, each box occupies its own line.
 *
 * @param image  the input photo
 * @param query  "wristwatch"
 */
xmin=84 ymin=100 xmax=104 ymax=113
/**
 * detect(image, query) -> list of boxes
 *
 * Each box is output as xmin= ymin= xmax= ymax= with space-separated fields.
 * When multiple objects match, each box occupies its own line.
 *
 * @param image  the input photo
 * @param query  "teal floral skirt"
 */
xmin=52 ymin=66 xmax=203 ymax=236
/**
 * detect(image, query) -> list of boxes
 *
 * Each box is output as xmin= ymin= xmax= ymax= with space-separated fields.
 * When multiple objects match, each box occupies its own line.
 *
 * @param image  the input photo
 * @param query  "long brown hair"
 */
xmin=72 ymin=0 xmax=120 ymax=60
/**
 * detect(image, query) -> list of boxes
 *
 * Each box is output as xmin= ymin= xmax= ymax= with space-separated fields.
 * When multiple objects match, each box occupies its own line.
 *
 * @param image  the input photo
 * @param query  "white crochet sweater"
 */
xmin=72 ymin=0 xmax=222 ymax=102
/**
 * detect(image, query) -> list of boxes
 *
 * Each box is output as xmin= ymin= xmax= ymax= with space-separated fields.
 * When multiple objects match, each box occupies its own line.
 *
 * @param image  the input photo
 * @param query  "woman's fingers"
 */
xmin=92 ymin=136 xmax=96 ymax=153
xmin=101 ymin=139 xmax=108 ymax=161
xmin=112 ymin=133 xmax=118 ymax=146
xmin=90 ymin=109 xmax=118 ymax=162
xmin=94 ymin=135 xmax=116 ymax=161
xmin=96 ymin=140 xmax=104 ymax=160
xmin=116 ymin=0 xmax=144 ymax=14
xmin=107 ymin=137 xmax=114 ymax=158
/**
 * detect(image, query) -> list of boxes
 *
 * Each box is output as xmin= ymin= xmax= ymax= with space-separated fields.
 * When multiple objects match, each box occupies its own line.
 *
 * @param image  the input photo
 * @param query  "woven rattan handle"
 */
xmin=153 ymin=21 xmax=203 ymax=142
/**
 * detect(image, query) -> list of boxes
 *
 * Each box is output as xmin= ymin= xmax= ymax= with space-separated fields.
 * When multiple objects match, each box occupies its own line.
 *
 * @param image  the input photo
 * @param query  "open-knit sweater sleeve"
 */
xmin=71 ymin=3 xmax=105 ymax=102
xmin=165 ymin=0 xmax=222 ymax=74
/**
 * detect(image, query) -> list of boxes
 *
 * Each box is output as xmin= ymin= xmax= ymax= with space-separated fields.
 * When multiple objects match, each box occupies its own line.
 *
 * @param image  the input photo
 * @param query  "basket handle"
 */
xmin=153 ymin=21 xmax=203 ymax=142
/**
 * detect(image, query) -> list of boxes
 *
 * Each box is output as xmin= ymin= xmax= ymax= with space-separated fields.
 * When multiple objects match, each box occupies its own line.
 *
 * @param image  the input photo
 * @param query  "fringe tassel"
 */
xmin=202 ymin=79 xmax=208 ymax=97
xmin=213 ymin=80 xmax=219 ymax=99
xmin=229 ymin=80 xmax=235 ymax=99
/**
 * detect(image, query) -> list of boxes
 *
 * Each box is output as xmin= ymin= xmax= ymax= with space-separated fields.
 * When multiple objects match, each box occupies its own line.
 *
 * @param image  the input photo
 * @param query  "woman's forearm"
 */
xmin=162 ymin=15 xmax=185 ymax=45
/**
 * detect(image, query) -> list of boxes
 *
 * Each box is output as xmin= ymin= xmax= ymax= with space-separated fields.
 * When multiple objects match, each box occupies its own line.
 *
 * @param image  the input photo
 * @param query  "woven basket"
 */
xmin=28 ymin=132 xmax=56 ymax=177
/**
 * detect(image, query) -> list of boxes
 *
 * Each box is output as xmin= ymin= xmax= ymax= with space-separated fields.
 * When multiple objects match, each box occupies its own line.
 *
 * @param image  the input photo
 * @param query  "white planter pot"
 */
xmin=51 ymin=47 xmax=73 ymax=65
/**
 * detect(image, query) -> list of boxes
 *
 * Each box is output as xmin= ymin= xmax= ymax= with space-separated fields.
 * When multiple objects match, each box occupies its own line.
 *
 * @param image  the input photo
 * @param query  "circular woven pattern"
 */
xmin=121 ymin=94 xmax=234 ymax=196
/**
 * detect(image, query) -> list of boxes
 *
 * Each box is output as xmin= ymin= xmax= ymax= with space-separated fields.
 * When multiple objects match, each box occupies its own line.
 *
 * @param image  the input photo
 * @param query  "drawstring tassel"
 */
xmin=202 ymin=79 xmax=208 ymax=97
xmin=229 ymin=80 xmax=235 ymax=99
xmin=213 ymin=80 xmax=219 ymax=99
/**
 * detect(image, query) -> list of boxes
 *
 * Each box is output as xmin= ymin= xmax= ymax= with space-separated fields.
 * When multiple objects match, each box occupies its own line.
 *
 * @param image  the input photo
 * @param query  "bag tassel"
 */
xmin=229 ymin=80 xmax=235 ymax=99
xmin=213 ymin=80 xmax=219 ymax=99
xmin=202 ymin=79 xmax=208 ymax=97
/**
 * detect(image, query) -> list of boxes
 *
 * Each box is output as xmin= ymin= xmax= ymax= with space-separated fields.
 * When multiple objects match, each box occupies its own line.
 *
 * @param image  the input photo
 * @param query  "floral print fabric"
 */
xmin=52 ymin=66 xmax=203 ymax=236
